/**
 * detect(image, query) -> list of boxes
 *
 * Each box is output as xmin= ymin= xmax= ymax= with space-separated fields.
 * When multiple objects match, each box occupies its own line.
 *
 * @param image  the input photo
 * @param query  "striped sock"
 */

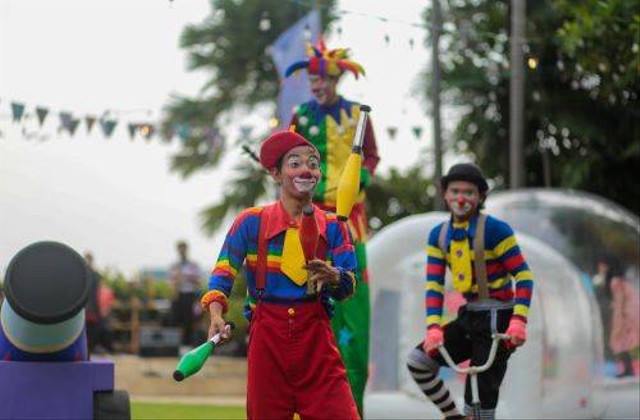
xmin=407 ymin=362 xmax=461 ymax=417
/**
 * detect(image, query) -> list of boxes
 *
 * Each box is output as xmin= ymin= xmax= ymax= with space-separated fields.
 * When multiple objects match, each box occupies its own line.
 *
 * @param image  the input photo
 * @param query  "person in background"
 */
xmin=201 ymin=130 xmax=359 ymax=419
xmin=406 ymin=163 xmax=534 ymax=420
xmin=285 ymin=39 xmax=380 ymax=413
xmin=596 ymin=254 xmax=639 ymax=378
xmin=84 ymin=252 xmax=114 ymax=355
xmin=170 ymin=240 xmax=203 ymax=350
xmin=98 ymin=280 xmax=115 ymax=336
xmin=592 ymin=256 xmax=614 ymax=362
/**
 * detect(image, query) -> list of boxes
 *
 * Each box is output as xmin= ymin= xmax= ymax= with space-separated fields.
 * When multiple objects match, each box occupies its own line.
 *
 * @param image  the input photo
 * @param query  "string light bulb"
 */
xmin=140 ymin=124 xmax=151 ymax=137
xmin=259 ymin=11 xmax=271 ymax=31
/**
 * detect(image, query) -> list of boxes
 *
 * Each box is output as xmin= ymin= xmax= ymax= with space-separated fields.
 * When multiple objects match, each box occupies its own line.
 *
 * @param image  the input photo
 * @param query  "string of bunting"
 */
xmin=385 ymin=125 xmax=425 ymax=141
xmin=1 ymin=99 xmax=199 ymax=144
xmin=4 ymin=99 xmax=425 ymax=146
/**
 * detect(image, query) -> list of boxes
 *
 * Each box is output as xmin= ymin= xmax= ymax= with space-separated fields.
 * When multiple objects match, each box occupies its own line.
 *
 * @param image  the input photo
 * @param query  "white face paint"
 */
xmin=293 ymin=176 xmax=317 ymax=193
xmin=444 ymin=180 xmax=481 ymax=221
xmin=279 ymin=147 xmax=321 ymax=198
xmin=450 ymin=198 xmax=474 ymax=217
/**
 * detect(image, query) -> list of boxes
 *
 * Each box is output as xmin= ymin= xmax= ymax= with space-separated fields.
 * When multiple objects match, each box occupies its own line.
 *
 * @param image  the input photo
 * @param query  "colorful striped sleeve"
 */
xmin=491 ymin=219 xmax=534 ymax=323
xmin=206 ymin=208 xmax=257 ymax=301
xmin=326 ymin=215 xmax=357 ymax=300
xmin=425 ymin=223 xmax=447 ymax=330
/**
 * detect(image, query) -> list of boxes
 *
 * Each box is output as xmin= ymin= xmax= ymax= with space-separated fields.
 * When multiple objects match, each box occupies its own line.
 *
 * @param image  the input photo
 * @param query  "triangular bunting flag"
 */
xmin=387 ymin=126 xmax=398 ymax=140
xmin=206 ymin=127 xmax=220 ymax=148
xmin=68 ymin=119 xmax=80 ymax=136
xmin=412 ymin=126 xmax=423 ymax=140
xmin=11 ymin=102 xmax=25 ymax=122
xmin=176 ymin=123 xmax=191 ymax=142
xmin=36 ymin=107 xmax=49 ymax=126
xmin=59 ymin=112 xmax=73 ymax=134
xmin=128 ymin=123 xmax=138 ymax=140
xmin=100 ymin=119 xmax=118 ymax=138
xmin=59 ymin=111 xmax=72 ymax=124
xmin=239 ymin=124 xmax=253 ymax=139
xmin=206 ymin=127 xmax=221 ymax=159
xmin=85 ymin=116 xmax=96 ymax=133
xmin=161 ymin=126 xmax=175 ymax=143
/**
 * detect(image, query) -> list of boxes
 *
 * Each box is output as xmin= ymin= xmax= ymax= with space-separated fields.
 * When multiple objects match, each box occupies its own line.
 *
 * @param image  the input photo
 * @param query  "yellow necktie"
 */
xmin=280 ymin=228 xmax=308 ymax=285
xmin=450 ymin=221 xmax=473 ymax=293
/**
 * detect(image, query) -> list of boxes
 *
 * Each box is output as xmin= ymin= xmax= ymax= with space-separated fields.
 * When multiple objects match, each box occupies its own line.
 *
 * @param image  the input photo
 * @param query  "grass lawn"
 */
xmin=132 ymin=402 xmax=245 ymax=419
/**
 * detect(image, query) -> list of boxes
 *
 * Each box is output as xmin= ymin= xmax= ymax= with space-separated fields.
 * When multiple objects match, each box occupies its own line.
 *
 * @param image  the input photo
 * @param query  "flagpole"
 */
xmin=315 ymin=0 xmax=321 ymax=27
xmin=431 ymin=0 xmax=444 ymax=210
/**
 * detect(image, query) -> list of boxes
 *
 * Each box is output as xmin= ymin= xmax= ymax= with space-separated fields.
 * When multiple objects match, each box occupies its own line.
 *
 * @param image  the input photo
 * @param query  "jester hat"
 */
xmin=284 ymin=39 xmax=366 ymax=79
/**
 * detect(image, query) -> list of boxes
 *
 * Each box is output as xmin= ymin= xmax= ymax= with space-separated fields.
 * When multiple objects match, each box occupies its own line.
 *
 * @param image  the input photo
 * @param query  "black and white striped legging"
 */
xmin=406 ymin=346 xmax=463 ymax=419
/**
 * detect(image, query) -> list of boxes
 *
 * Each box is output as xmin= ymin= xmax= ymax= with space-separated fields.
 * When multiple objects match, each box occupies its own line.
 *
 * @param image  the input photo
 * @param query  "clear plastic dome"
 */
xmin=486 ymin=188 xmax=640 ymax=378
xmin=485 ymin=188 xmax=639 ymax=283
xmin=365 ymin=189 xmax=639 ymax=419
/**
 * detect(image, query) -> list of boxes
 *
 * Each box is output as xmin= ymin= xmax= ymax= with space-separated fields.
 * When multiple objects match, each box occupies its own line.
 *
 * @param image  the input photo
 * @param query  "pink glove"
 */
xmin=505 ymin=318 xmax=527 ymax=348
xmin=422 ymin=327 xmax=444 ymax=357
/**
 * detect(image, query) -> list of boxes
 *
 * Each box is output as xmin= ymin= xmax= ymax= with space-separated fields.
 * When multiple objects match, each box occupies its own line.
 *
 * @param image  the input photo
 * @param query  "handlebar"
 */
xmin=437 ymin=333 xmax=511 ymax=375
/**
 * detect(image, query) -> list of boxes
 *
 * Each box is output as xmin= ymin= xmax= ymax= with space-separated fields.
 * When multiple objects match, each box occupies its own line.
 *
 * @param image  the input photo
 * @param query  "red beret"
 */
xmin=259 ymin=130 xmax=317 ymax=170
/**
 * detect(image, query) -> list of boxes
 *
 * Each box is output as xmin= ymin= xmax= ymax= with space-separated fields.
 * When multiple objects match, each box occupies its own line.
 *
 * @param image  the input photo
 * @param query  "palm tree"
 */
xmin=160 ymin=0 xmax=338 ymax=234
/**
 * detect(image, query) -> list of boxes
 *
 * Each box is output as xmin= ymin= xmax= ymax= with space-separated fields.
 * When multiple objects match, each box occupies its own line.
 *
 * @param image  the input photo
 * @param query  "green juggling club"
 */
xmin=172 ymin=322 xmax=234 ymax=382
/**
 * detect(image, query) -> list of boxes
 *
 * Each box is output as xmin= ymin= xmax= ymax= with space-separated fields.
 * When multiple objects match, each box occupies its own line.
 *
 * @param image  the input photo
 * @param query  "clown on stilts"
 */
xmin=285 ymin=39 xmax=380 ymax=414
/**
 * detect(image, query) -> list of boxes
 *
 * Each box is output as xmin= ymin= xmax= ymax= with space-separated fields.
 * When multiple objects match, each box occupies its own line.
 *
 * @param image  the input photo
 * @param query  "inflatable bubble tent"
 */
xmin=365 ymin=189 xmax=639 ymax=419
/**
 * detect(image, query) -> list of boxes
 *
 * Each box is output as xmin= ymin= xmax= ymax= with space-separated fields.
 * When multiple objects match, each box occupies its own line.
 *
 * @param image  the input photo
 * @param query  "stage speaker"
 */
xmin=138 ymin=327 xmax=181 ymax=357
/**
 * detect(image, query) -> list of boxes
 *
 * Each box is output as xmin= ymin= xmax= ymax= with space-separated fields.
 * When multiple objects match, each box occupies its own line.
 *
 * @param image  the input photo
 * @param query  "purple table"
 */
xmin=0 ymin=359 xmax=114 ymax=419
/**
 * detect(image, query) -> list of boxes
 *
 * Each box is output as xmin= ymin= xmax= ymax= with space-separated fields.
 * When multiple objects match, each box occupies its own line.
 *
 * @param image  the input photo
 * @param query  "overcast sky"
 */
xmin=0 ymin=0 xmax=443 ymax=277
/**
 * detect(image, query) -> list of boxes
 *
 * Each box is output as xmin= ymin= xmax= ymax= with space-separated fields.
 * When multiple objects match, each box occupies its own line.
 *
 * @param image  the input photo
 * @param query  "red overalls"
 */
xmin=247 ymin=300 xmax=359 ymax=419
xmin=246 ymin=205 xmax=359 ymax=420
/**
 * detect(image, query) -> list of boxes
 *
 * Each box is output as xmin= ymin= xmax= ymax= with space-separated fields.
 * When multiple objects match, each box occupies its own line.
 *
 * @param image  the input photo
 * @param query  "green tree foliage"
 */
xmin=366 ymin=167 xmax=439 ymax=233
xmin=161 ymin=0 xmax=337 ymax=233
xmin=423 ymin=0 xmax=640 ymax=215
xmin=224 ymin=272 xmax=249 ymax=351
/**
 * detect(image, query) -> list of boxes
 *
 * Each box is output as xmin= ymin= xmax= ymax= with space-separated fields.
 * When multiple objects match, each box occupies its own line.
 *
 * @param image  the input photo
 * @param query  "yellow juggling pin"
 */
xmin=336 ymin=104 xmax=371 ymax=221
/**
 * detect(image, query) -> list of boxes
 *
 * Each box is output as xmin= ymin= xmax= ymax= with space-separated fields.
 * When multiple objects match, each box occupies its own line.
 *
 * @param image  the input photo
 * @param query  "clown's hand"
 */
xmin=505 ymin=318 xmax=527 ymax=348
xmin=422 ymin=327 xmax=444 ymax=357
xmin=207 ymin=302 xmax=231 ymax=344
xmin=304 ymin=259 xmax=340 ymax=293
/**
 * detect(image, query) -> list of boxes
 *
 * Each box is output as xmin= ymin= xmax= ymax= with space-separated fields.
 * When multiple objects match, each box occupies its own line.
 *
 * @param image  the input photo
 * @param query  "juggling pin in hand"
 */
xmin=173 ymin=323 xmax=234 ymax=382
xmin=336 ymin=104 xmax=371 ymax=221
xmin=299 ymin=204 xmax=319 ymax=294
xmin=299 ymin=205 xmax=319 ymax=261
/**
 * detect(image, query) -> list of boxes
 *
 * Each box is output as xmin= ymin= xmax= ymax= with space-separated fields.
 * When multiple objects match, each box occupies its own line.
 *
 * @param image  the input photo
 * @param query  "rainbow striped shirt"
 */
xmin=207 ymin=202 xmax=357 ymax=317
xmin=425 ymin=213 xmax=534 ymax=329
